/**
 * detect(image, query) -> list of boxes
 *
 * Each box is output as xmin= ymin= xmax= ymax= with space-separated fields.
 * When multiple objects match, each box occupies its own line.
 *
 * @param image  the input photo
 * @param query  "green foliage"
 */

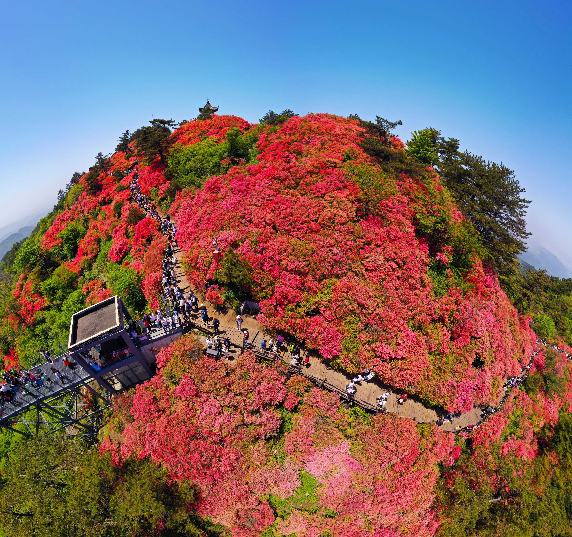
xmin=0 ymin=238 xmax=27 ymax=272
xmin=115 ymin=130 xmax=132 ymax=153
xmin=224 ymin=126 xmax=258 ymax=164
xmin=168 ymin=127 xmax=259 ymax=191
xmin=54 ymin=171 xmax=85 ymax=213
xmin=106 ymin=264 xmax=146 ymax=314
xmin=56 ymin=220 xmax=86 ymax=261
xmin=440 ymin=412 xmax=572 ymax=537
xmin=135 ymin=119 xmax=176 ymax=165
xmin=407 ymin=128 xmax=438 ymax=164
xmin=168 ymin=138 xmax=224 ymax=189
xmin=11 ymin=236 xmax=41 ymax=275
xmin=0 ymin=435 xmax=221 ymax=537
xmin=524 ymin=348 xmax=566 ymax=398
xmin=41 ymin=290 xmax=86 ymax=349
xmin=40 ymin=265 xmax=78 ymax=305
xmin=508 ymin=268 xmax=572 ymax=345
xmin=356 ymin=115 xmax=403 ymax=148
xmin=113 ymin=201 xmax=124 ymax=218
xmin=532 ymin=313 xmax=557 ymax=340
xmin=267 ymin=470 xmax=320 ymax=517
xmin=259 ymin=109 xmax=298 ymax=125
xmin=66 ymin=181 xmax=84 ymax=207
xmin=345 ymin=163 xmax=398 ymax=217
xmin=215 ymin=249 xmax=255 ymax=309
xmin=433 ymin=134 xmax=530 ymax=280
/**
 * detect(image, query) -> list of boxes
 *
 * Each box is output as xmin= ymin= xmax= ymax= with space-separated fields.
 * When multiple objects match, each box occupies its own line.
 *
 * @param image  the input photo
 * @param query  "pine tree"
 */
xmin=134 ymin=119 xmax=176 ymax=165
xmin=115 ymin=130 xmax=132 ymax=153
xmin=435 ymin=136 xmax=530 ymax=278
xmin=406 ymin=128 xmax=531 ymax=279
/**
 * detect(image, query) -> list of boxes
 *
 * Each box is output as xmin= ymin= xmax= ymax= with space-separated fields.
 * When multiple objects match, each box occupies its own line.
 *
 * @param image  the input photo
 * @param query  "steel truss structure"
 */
xmin=0 ymin=296 xmax=181 ymax=438
xmin=2 ymin=381 xmax=110 ymax=438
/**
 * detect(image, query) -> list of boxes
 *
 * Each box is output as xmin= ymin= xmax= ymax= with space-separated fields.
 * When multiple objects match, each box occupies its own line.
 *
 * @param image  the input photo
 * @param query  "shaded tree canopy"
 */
xmin=407 ymin=128 xmax=531 ymax=279
xmin=259 ymin=109 xmax=298 ymax=125
xmin=353 ymin=115 xmax=403 ymax=148
xmin=115 ymin=130 xmax=132 ymax=153
xmin=134 ymin=119 xmax=176 ymax=166
xmin=0 ymin=434 xmax=221 ymax=537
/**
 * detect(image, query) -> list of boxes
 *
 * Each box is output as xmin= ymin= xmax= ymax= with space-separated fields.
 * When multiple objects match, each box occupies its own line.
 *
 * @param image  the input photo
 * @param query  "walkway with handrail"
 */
xmin=129 ymin=166 xmax=548 ymax=435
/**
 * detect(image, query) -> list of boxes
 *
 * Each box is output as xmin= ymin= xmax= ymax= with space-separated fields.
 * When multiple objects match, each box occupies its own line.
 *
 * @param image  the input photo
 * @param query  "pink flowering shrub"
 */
xmin=171 ymin=113 xmax=534 ymax=411
xmin=101 ymin=334 xmax=459 ymax=537
xmin=436 ymin=341 xmax=572 ymax=531
xmin=4 ymin=113 xmax=536 ymax=412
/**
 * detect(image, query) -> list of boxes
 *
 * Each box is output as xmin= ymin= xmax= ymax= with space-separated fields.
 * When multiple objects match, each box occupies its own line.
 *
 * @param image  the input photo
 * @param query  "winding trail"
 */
xmin=131 ymin=173 xmax=538 ymax=434
xmin=169 ymin=244 xmax=484 ymax=431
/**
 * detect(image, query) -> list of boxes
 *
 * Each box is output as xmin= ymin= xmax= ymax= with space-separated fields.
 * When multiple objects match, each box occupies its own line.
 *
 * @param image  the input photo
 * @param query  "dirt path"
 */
xmin=169 ymin=244 xmax=480 ymax=430
xmin=130 ymin=174 xmax=499 ymax=433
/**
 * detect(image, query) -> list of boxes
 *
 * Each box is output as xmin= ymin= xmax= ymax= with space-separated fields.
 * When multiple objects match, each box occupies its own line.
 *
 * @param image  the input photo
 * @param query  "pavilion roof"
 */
xmin=68 ymin=296 xmax=130 ymax=349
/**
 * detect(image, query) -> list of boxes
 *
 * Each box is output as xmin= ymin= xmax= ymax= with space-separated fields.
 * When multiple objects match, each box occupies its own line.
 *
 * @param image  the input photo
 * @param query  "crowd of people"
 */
xmin=0 ymin=354 xmax=79 ymax=406
xmin=128 ymin=170 xmax=565 ymax=434
xmin=129 ymin=176 xmax=213 ymax=339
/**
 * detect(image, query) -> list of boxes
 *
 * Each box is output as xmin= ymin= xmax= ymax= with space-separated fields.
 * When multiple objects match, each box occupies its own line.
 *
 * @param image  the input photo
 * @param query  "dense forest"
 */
xmin=1 ymin=107 xmax=572 ymax=536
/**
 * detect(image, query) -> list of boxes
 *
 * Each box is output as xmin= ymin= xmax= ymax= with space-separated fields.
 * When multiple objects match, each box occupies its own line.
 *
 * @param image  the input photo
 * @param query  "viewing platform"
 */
xmin=0 ymin=296 xmax=183 ymax=436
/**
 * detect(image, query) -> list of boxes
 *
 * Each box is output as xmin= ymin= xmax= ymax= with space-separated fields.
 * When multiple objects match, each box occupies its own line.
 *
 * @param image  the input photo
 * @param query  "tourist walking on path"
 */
xmin=242 ymin=328 xmax=249 ymax=352
xmin=236 ymin=314 xmax=243 ymax=331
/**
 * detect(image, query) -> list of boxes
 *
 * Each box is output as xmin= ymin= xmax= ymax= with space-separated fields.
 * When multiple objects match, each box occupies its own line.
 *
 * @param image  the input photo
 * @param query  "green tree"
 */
xmin=353 ymin=115 xmax=408 ymax=166
xmin=0 ymin=435 xmax=222 ymax=536
xmin=407 ymin=128 xmax=439 ymax=164
xmin=106 ymin=265 xmax=146 ymax=313
xmin=259 ymin=109 xmax=298 ymax=125
xmin=83 ymin=153 xmax=110 ymax=196
xmin=360 ymin=115 xmax=403 ymax=147
xmin=56 ymin=221 xmax=86 ymax=261
xmin=40 ymin=265 xmax=78 ymax=306
xmin=168 ymin=138 xmax=224 ymax=189
xmin=115 ymin=130 xmax=132 ymax=153
xmin=134 ymin=119 xmax=176 ymax=166
xmin=223 ymin=126 xmax=258 ymax=164
xmin=412 ymin=130 xmax=531 ymax=279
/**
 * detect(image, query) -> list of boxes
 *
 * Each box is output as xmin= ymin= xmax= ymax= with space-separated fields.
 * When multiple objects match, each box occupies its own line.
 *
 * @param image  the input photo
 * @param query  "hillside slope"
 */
xmin=168 ymin=114 xmax=534 ymax=412
xmin=6 ymin=112 xmax=572 ymax=537
xmin=0 ymin=114 xmax=535 ymax=411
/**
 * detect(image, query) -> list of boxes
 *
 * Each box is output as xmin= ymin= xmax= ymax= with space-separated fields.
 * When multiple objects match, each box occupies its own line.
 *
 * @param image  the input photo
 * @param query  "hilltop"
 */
xmin=2 ymin=111 xmax=572 ymax=536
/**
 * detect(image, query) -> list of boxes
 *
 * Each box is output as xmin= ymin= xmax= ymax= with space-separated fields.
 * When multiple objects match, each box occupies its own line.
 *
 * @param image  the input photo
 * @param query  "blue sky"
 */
xmin=1 ymin=0 xmax=571 ymax=266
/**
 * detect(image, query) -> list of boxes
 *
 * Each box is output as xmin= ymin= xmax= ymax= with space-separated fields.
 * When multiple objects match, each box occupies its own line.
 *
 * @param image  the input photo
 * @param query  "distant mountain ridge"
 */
xmin=519 ymin=246 xmax=572 ymax=279
xmin=0 ymin=212 xmax=45 ymax=244
xmin=0 ymin=225 xmax=35 ymax=263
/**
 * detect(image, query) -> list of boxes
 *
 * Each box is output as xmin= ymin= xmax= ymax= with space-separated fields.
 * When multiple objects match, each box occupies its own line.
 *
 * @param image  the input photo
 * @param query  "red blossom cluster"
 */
xmin=101 ymin=334 xmax=458 ymax=537
xmin=2 ymin=349 xmax=20 ymax=371
xmin=11 ymin=277 xmax=47 ymax=327
xmin=171 ymin=114 xmax=534 ymax=411
xmin=172 ymin=115 xmax=251 ymax=146
xmin=82 ymin=280 xmax=113 ymax=306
